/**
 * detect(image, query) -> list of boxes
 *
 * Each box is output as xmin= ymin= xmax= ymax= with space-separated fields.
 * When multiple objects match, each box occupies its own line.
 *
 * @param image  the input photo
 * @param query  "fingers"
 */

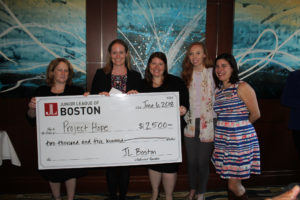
xmin=127 ymin=90 xmax=139 ymax=94
xmin=272 ymin=185 xmax=300 ymax=200
xmin=84 ymin=92 xmax=110 ymax=96
xmin=99 ymin=92 xmax=110 ymax=96
xmin=83 ymin=92 xmax=90 ymax=96
xmin=179 ymin=106 xmax=187 ymax=116
xmin=290 ymin=185 xmax=300 ymax=199
xmin=28 ymin=97 xmax=36 ymax=109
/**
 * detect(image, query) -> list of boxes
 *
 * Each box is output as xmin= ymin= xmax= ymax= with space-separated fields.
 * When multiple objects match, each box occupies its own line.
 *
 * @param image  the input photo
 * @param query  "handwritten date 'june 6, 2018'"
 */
xmin=138 ymin=121 xmax=172 ymax=130
xmin=136 ymin=100 xmax=174 ymax=110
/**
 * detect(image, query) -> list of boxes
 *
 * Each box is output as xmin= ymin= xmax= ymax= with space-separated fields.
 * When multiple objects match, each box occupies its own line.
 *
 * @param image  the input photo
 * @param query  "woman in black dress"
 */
xmin=141 ymin=52 xmax=189 ymax=200
xmin=90 ymin=39 xmax=142 ymax=200
xmin=27 ymin=58 xmax=86 ymax=200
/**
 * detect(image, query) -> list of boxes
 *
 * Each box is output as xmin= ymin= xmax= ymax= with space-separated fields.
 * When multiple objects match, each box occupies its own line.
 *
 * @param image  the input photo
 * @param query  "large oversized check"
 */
xmin=36 ymin=92 xmax=182 ymax=169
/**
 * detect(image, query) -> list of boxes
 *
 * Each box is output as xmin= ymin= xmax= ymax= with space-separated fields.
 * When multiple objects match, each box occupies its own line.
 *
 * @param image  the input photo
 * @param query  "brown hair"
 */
xmin=144 ymin=52 xmax=168 ymax=87
xmin=103 ymin=39 xmax=131 ymax=74
xmin=213 ymin=53 xmax=240 ymax=89
xmin=46 ymin=58 xmax=74 ymax=87
xmin=181 ymin=42 xmax=213 ymax=87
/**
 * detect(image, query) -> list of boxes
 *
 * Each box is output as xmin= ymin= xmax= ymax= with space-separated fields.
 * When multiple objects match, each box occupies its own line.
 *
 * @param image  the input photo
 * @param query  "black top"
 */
xmin=27 ymin=85 xmax=84 ymax=126
xmin=91 ymin=68 xmax=142 ymax=94
xmin=28 ymin=84 xmax=86 ymax=182
xmin=34 ymin=85 xmax=84 ymax=97
xmin=141 ymin=74 xmax=189 ymax=173
xmin=141 ymin=74 xmax=189 ymax=111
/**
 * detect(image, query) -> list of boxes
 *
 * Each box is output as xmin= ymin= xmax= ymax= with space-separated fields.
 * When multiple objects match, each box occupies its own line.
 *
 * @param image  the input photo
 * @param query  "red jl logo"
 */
xmin=44 ymin=103 xmax=58 ymax=116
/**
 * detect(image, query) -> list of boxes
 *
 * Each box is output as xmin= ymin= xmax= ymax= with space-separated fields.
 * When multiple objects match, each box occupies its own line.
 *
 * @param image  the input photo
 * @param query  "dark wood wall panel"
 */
xmin=206 ymin=0 xmax=234 ymax=59
xmin=86 ymin=0 xmax=117 ymax=91
xmin=216 ymin=0 xmax=234 ymax=55
xmin=0 ymin=0 xmax=299 ymax=194
xmin=206 ymin=0 xmax=219 ymax=59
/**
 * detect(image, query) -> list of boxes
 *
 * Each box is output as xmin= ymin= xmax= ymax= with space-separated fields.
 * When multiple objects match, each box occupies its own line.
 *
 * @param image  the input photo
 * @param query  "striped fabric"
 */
xmin=211 ymin=82 xmax=261 ymax=179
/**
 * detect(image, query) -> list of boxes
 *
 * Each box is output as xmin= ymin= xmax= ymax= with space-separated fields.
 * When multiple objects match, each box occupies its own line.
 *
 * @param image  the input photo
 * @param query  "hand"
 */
xmin=27 ymin=97 xmax=37 ymax=118
xmin=83 ymin=92 xmax=90 ymax=96
xmin=28 ymin=97 xmax=36 ymax=110
xmin=127 ymin=90 xmax=139 ymax=94
xmin=179 ymin=106 xmax=187 ymax=116
xmin=266 ymin=185 xmax=300 ymax=200
xmin=99 ymin=91 xmax=110 ymax=96
xmin=238 ymin=82 xmax=260 ymax=123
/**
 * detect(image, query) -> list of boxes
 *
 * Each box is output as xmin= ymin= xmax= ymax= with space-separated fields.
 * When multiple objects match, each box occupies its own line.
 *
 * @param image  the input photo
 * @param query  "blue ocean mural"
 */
xmin=117 ymin=0 xmax=207 ymax=77
xmin=0 ymin=0 xmax=86 ymax=97
xmin=233 ymin=0 xmax=300 ymax=98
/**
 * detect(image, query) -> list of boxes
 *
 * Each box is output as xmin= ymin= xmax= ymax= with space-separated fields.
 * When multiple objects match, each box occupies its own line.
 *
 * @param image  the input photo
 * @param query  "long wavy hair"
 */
xmin=144 ymin=52 xmax=168 ymax=87
xmin=213 ymin=53 xmax=240 ymax=89
xmin=103 ymin=39 xmax=131 ymax=74
xmin=181 ymin=42 xmax=213 ymax=88
xmin=46 ymin=58 xmax=74 ymax=87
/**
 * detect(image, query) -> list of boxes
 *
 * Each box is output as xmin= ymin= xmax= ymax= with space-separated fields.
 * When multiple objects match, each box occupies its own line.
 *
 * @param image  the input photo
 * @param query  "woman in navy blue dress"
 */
xmin=141 ymin=52 xmax=189 ymax=200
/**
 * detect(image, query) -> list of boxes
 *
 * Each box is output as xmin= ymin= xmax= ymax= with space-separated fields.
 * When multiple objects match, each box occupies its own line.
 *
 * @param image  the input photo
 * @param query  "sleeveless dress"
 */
xmin=211 ymin=82 xmax=261 ymax=179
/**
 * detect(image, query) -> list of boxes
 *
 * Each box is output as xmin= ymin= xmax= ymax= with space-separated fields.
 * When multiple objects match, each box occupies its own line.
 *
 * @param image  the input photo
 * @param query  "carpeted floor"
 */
xmin=0 ymin=186 xmax=289 ymax=200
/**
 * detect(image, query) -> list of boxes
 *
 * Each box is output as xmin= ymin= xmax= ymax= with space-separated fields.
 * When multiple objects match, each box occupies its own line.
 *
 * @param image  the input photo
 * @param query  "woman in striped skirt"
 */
xmin=211 ymin=53 xmax=261 ymax=200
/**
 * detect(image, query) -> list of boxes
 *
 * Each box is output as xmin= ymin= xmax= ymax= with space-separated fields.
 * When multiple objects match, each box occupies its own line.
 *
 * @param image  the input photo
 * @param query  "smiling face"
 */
xmin=110 ymin=43 xmax=127 ymax=67
xmin=188 ymin=44 xmax=206 ymax=67
xmin=149 ymin=57 xmax=166 ymax=79
xmin=215 ymin=58 xmax=233 ymax=83
xmin=53 ymin=61 xmax=69 ymax=85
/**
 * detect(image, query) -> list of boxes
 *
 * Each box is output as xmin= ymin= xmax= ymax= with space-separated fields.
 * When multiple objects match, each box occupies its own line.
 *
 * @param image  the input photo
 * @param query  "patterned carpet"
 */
xmin=0 ymin=186 xmax=288 ymax=200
